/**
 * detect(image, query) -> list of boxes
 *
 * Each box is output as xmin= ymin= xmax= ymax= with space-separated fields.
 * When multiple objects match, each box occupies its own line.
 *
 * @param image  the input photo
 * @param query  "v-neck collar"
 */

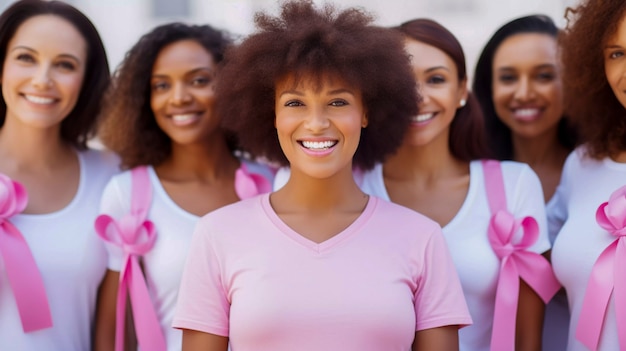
xmin=261 ymin=193 xmax=377 ymax=254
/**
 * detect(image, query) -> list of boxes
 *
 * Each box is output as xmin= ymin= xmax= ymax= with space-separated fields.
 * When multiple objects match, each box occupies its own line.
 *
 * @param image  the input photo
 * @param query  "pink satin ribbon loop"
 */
xmin=488 ymin=210 xmax=561 ymax=350
xmin=0 ymin=174 xmax=52 ymax=332
xmin=235 ymin=162 xmax=272 ymax=200
xmin=95 ymin=211 xmax=165 ymax=351
xmin=576 ymin=185 xmax=626 ymax=351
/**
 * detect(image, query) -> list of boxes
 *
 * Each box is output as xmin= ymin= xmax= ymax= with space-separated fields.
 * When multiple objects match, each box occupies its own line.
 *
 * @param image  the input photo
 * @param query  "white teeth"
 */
xmin=412 ymin=113 xmax=435 ymax=123
xmin=301 ymin=140 xmax=336 ymax=149
xmin=24 ymin=94 xmax=55 ymax=105
xmin=514 ymin=108 xmax=539 ymax=117
xmin=172 ymin=113 xmax=196 ymax=122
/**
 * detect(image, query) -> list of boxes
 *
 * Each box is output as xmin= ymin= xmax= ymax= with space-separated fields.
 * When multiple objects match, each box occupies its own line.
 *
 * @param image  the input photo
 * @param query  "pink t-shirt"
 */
xmin=173 ymin=194 xmax=471 ymax=351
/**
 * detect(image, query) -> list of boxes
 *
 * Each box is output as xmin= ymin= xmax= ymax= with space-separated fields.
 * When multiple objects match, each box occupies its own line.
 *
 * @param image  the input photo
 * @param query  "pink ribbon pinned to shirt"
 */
xmin=95 ymin=167 xmax=166 ymax=351
xmin=488 ymin=210 xmax=561 ymax=350
xmin=0 ymin=174 xmax=52 ymax=332
xmin=234 ymin=162 xmax=272 ymax=199
xmin=576 ymin=185 xmax=626 ymax=351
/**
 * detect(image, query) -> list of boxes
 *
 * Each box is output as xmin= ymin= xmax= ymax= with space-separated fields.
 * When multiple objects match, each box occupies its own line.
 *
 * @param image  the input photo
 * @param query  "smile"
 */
xmin=170 ymin=113 xmax=200 ymax=126
xmin=23 ymin=94 xmax=56 ymax=105
xmin=300 ymin=140 xmax=338 ymax=150
xmin=412 ymin=112 xmax=435 ymax=123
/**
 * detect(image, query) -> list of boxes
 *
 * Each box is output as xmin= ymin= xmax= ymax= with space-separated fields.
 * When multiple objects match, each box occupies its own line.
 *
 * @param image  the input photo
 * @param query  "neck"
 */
xmin=0 ymin=118 xmax=72 ymax=172
xmin=511 ymin=129 xmax=568 ymax=168
xmin=156 ymin=134 xmax=238 ymax=181
xmin=279 ymin=164 xmax=365 ymax=212
xmin=384 ymin=134 xmax=468 ymax=183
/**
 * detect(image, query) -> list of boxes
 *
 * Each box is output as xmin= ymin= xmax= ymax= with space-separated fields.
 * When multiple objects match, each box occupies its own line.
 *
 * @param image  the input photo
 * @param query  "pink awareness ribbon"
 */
xmin=0 ymin=174 xmax=53 ymax=332
xmin=576 ymin=185 xmax=626 ymax=351
xmin=94 ymin=168 xmax=166 ymax=351
xmin=234 ymin=162 xmax=272 ymax=199
xmin=482 ymin=160 xmax=560 ymax=351
xmin=488 ymin=211 xmax=561 ymax=350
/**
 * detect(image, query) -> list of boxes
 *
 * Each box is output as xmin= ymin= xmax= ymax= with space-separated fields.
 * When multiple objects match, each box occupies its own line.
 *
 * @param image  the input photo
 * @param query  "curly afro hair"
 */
xmin=216 ymin=0 xmax=418 ymax=171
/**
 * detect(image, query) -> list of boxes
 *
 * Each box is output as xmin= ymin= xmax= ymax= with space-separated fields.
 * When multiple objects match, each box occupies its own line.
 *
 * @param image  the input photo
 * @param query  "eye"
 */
xmin=329 ymin=99 xmax=348 ymax=107
xmin=191 ymin=76 xmax=211 ymax=86
xmin=427 ymin=75 xmax=446 ymax=84
xmin=497 ymin=74 xmax=517 ymax=84
xmin=285 ymin=99 xmax=303 ymax=107
xmin=16 ymin=53 xmax=35 ymax=63
xmin=55 ymin=60 xmax=76 ymax=71
xmin=152 ymin=81 xmax=170 ymax=92
xmin=536 ymin=71 xmax=556 ymax=82
xmin=608 ymin=50 xmax=624 ymax=60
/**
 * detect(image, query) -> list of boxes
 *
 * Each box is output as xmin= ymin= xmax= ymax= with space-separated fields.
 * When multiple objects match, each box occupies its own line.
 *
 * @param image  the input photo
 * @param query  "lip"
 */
xmin=512 ymin=107 xmax=542 ymax=122
xmin=410 ymin=112 xmax=437 ymax=126
xmin=297 ymin=138 xmax=338 ymax=157
xmin=168 ymin=111 xmax=202 ymax=126
xmin=21 ymin=93 xmax=58 ymax=106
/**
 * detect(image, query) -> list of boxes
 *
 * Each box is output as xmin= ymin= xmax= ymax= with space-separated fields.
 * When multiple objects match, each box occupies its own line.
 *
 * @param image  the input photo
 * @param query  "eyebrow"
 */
xmin=605 ymin=45 xmax=624 ymax=50
xmin=151 ymin=67 xmax=213 ymax=79
xmin=425 ymin=66 xmax=450 ymax=73
xmin=497 ymin=63 xmax=557 ymax=71
xmin=10 ymin=45 xmax=82 ymax=63
xmin=278 ymin=88 xmax=356 ymax=98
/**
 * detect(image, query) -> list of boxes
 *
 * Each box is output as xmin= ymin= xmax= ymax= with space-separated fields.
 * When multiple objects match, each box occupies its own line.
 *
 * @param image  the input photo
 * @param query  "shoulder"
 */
xmin=370 ymin=197 xmax=441 ymax=235
xmin=196 ymin=195 xmax=267 ymax=231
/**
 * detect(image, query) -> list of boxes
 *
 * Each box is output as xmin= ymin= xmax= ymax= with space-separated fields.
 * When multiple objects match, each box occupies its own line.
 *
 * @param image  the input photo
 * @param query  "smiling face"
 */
xmin=604 ymin=15 xmax=626 ymax=110
xmin=492 ymin=33 xmax=563 ymax=139
xmin=274 ymin=73 xmax=367 ymax=180
xmin=403 ymin=38 xmax=467 ymax=148
xmin=150 ymin=39 xmax=219 ymax=146
xmin=1 ymin=15 xmax=86 ymax=131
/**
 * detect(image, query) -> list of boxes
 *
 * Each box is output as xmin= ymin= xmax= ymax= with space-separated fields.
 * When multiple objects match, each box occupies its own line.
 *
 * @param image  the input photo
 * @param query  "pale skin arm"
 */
xmin=515 ymin=279 xmax=545 ymax=351
xmin=182 ymin=329 xmax=229 ymax=351
xmin=412 ymin=325 xmax=459 ymax=351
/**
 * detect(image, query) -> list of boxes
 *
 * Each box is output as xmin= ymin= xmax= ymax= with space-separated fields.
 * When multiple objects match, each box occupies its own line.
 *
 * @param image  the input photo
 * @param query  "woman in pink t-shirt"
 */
xmin=172 ymin=1 xmax=471 ymax=350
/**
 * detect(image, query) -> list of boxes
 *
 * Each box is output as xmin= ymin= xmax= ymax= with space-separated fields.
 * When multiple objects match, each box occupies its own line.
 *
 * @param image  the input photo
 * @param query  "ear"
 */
xmin=361 ymin=113 xmax=368 ymax=128
xmin=458 ymin=79 xmax=469 ymax=108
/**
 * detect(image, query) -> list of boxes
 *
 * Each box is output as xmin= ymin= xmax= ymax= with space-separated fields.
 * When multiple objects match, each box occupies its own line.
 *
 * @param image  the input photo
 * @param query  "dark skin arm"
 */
xmin=94 ymin=270 xmax=137 ymax=351
xmin=181 ymin=329 xmax=228 ymax=351
xmin=515 ymin=279 xmax=545 ymax=351
xmin=412 ymin=325 xmax=459 ymax=351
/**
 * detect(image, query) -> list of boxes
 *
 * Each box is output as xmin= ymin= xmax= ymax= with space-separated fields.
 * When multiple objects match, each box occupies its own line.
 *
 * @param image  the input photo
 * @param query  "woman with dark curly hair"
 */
xmin=356 ymin=18 xmax=554 ymax=351
xmin=549 ymin=1 xmax=626 ymax=350
xmin=0 ymin=0 xmax=116 ymax=350
xmin=172 ymin=1 xmax=471 ymax=350
xmin=93 ymin=23 xmax=273 ymax=351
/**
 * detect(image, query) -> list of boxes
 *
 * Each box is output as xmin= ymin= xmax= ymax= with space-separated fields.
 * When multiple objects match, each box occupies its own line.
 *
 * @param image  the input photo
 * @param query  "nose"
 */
xmin=513 ymin=76 xmax=534 ymax=102
xmin=32 ymin=64 xmax=52 ymax=90
xmin=170 ymin=82 xmax=191 ymax=106
xmin=304 ymin=106 xmax=330 ymax=131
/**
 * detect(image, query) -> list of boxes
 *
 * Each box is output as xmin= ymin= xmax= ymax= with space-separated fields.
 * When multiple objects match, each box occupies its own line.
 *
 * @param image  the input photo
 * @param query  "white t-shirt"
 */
xmin=173 ymin=194 xmax=472 ymax=351
xmin=100 ymin=159 xmax=274 ymax=351
xmin=549 ymin=147 xmax=626 ymax=351
xmin=0 ymin=149 xmax=119 ymax=351
xmin=358 ymin=160 xmax=550 ymax=351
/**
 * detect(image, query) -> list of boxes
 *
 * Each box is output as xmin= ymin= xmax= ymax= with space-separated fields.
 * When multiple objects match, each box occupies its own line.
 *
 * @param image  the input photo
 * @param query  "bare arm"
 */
xmin=94 ymin=270 xmax=119 ymax=351
xmin=515 ymin=279 xmax=545 ymax=351
xmin=182 ymin=329 xmax=228 ymax=351
xmin=412 ymin=325 xmax=459 ymax=351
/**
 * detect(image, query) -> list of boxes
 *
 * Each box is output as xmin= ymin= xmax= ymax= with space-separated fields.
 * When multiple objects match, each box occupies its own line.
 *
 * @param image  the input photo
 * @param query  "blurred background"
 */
xmin=0 ymin=0 xmax=579 ymax=80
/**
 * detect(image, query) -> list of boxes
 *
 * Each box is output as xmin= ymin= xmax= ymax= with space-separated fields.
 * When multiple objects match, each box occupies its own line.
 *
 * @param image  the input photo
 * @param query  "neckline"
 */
xmin=147 ymin=165 xmax=200 ymax=220
xmin=261 ymin=193 xmax=377 ymax=254
xmin=374 ymin=161 xmax=476 ymax=231
xmin=16 ymin=150 xmax=85 ymax=219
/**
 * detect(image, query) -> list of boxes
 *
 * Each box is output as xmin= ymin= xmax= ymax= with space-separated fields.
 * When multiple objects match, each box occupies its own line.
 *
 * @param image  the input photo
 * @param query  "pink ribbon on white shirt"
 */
xmin=234 ymin=162 xmax=272 ymax=199
xmin=576 ymin=185 xmax=626 ymax=351
xmin=95 ymin=203 xmax=166 ymax=351
xmin=0 ymin=174 xmax=53 ymax=332
xmin=488 ymin=210 xmax=561 ymax=351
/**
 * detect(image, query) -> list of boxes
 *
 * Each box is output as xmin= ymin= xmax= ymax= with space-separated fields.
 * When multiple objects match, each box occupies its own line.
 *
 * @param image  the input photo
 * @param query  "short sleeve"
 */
xmin=414 ymin=228 xmax=473 ymax=331
xmin=98 ymin=174 xmax=131 ymax=271
xmin=509 ymin=164 xmax=551 ymax=253
xmin=172 ymin=216 xmax=230 ymax=336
